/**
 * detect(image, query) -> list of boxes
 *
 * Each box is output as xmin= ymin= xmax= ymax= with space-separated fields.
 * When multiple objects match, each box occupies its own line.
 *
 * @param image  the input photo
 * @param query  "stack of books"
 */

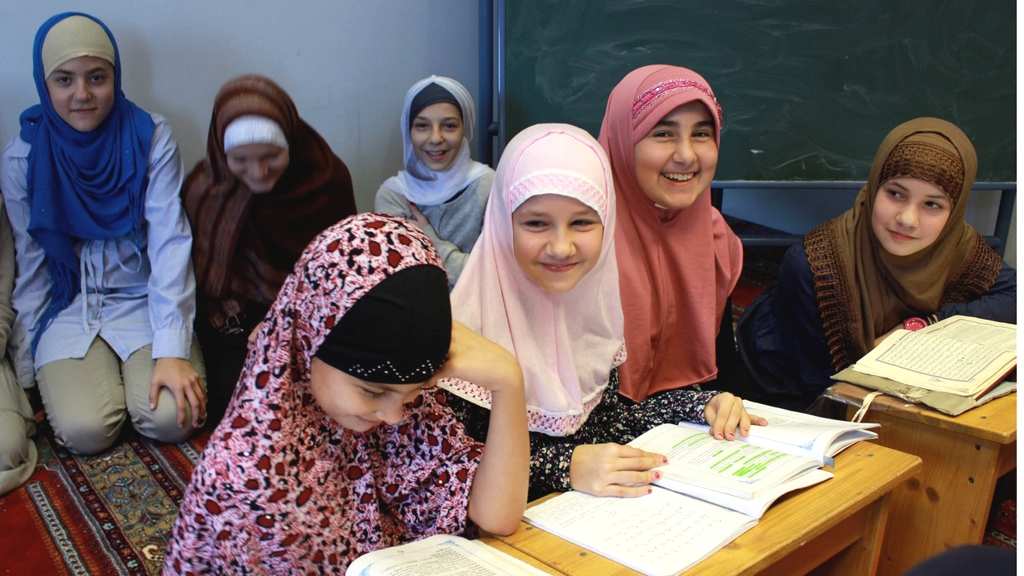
xmin=834 ymin=316 xmax=1017 ymax=415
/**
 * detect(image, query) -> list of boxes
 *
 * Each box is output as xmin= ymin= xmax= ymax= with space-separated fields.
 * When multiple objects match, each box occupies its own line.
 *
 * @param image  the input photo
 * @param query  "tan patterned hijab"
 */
xmin=804 ymin=117 xmax=1002 ymax=370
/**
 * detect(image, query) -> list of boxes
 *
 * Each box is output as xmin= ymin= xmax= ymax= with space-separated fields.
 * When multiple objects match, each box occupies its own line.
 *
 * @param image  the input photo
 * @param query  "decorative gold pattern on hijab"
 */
xmin=805 ymin=117 xmax=1001 ymax=371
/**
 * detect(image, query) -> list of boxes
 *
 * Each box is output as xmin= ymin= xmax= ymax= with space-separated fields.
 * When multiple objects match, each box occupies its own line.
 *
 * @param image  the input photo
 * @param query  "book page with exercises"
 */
xmin=663 ymin=466 xmax=833 ymax=517
xmin=523 ymin=486 xmax=757 ymax=576
xmin=851 ymin=316 xmax=1016 ymax=396
xmin=347 ymin=534 xmax=550 ymax=576
xmin=628 ymin=424 xmax=823 ymax=500
xmin=738 ymin=401 xmax=879 ymax=466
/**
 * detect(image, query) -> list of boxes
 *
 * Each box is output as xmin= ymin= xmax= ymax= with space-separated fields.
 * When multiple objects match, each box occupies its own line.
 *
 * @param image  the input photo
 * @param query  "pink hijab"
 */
xmin=443 ymin=124 xmax=624 ymax=436
xmin=599 ymin=65 xmax=742 ymax=402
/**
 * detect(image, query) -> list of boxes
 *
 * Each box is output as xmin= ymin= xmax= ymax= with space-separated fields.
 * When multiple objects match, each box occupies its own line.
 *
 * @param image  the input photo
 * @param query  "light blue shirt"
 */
xmin=0 ymin=115 xmax=196 ymax=388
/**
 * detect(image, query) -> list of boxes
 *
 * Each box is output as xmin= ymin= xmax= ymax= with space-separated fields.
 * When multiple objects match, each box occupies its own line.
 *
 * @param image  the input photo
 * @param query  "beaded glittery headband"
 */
xmin=631 ymin=78 xmax=723 ymax=127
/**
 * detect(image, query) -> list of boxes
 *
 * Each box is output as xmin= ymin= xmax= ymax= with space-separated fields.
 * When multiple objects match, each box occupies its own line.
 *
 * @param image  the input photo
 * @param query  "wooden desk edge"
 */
xmin=478 ymin=536 xmax=563 ymax=574
xmin=492 ymin=443 xmax=922 ymax=576
xmin=829 ymin=382 xmax=1017 ymax=444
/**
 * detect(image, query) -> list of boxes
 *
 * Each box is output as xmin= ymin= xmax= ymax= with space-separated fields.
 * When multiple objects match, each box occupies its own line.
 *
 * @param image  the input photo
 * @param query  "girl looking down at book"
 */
xmin=597 ymin=65 xmax=750 ymax=402
xmin=442 ymin=124 xmax=763 ymax=500
xmin=164 ymin=214 xmax=529 ymax=573
xmin=182 ymin=74 xmax=357 ymax=424
xmin=375 ymin=76 xmax=495 ymax=289
xmin=737 ymin=117 xmax=1016 ymax=412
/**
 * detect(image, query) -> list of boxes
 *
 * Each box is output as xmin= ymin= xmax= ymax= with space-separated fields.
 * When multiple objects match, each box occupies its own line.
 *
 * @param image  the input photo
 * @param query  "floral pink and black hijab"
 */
xmin=165 ymin=213 xmax=482 ymax=574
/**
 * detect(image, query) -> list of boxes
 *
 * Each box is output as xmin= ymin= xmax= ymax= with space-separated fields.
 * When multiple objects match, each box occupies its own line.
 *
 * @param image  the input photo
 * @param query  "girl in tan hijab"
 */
xmin=737 ymin=117 xmax=1015 ymax=411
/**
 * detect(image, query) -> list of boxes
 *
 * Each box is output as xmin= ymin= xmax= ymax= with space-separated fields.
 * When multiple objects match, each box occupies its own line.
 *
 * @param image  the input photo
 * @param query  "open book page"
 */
xmin=919 ymin=316 xmax=1017 ymax=351
xmin=659 ymin=467 xmax=833 ymax=517
xmin=347 ymin=534 xmax=549 ymax=576
xmin=523 ymin=487 xmax=757 ymax=576
xmin=740 ymin=401 xmax=879 ymax=466
xmin=628 ymin=424 xmax=822 ymax=499
xmin=851 ymin=316 xmax=1016 ymax=396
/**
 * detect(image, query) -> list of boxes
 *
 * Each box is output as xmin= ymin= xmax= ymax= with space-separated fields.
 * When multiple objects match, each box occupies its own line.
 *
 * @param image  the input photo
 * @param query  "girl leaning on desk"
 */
xmin=737 ymin=117 xmax=1016 ymax=413
xmin=165 ymin=214 xmax=529 ymax=573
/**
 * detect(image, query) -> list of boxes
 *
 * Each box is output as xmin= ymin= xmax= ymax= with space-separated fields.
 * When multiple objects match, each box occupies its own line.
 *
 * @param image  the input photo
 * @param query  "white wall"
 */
xmin=0 ymin=1 xmax=481 ymax=212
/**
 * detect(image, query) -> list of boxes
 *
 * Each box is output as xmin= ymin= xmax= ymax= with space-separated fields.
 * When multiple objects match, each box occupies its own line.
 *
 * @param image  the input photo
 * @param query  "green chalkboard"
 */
xmin=501 ymin=0 xmax=1016 ymax=182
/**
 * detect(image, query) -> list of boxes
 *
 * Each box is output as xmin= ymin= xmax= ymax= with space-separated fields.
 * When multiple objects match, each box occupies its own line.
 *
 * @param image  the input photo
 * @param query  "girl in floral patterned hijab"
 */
xmin=164 ymin=213 xmax=528 ymax=574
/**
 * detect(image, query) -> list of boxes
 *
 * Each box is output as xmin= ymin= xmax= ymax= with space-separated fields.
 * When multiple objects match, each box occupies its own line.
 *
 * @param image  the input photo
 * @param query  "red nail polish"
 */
xmin=647 ymin=487 xmax=653 ymax=494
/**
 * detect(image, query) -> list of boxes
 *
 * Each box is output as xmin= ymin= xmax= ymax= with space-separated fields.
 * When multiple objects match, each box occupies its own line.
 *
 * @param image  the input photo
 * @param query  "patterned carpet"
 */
xmin=0 ymin=416 xmax=212 ymax=575
xmin=0 ymin=222 xmax=1013 ymax=573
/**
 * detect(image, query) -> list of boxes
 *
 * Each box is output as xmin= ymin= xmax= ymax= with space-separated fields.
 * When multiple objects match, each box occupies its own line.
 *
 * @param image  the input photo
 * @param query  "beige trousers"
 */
xmin=0 ymin=357 xmax=36 ymax=494
xmin=37 ymin=336 xmax=206 ymax=455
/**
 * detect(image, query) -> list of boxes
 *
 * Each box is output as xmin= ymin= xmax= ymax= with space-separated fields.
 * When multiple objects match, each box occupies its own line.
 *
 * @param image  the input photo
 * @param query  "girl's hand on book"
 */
xmin=569 ymin=443 xmax=667 ymax=498
xmin=872 ymin=325 xmax=900 ymax=348
xmin=704 ymin=393 xmax=767 ymax=440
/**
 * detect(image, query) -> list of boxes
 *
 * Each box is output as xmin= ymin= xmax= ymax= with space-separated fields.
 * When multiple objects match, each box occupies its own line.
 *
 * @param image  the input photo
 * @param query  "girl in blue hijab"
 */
xmin=0 ymin=12 xmax=206 ymax=454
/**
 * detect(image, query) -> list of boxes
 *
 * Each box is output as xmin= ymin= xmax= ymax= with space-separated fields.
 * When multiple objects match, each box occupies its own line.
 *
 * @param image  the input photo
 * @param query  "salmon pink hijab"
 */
xmin=599 ymin=65 xmax=742 ymax=402
xmin=443 ymin=124 xmax=624 ymax=436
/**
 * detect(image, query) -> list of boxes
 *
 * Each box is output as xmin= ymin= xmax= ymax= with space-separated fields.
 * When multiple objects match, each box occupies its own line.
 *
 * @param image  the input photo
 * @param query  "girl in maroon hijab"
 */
xmin=182 ymin=75 xmax=357 ymax=422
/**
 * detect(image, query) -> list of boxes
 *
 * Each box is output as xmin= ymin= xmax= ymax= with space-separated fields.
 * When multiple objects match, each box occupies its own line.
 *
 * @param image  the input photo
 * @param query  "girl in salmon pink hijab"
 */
xmin=598 ymin=65 xmax=748 ymax=402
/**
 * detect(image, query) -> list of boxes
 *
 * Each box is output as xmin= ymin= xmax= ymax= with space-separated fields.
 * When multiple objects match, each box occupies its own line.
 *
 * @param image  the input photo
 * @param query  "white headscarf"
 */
xmin=382 ymin=75 xmax=492 ymax=206
xmin=442 ymin=124 xmax=624 ymax=436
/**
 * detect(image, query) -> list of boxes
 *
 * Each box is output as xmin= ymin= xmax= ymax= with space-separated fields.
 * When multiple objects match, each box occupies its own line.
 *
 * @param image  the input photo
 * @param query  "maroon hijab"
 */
xmin=182 ymin=75 xmax=356 ymax=326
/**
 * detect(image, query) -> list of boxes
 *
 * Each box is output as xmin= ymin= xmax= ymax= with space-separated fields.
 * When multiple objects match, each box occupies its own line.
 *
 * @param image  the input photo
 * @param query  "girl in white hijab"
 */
xmin=375 ymin=76 xmax=494 ymax=288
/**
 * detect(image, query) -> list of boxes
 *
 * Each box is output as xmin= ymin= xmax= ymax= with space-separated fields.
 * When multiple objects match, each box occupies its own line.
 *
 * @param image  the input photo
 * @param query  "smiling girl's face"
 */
xmin=45 ymin=55 xmax=115 ymax=133
xmin=632 ymin=100 xmax=718 ymax=210
xmin=870 ymin=177 xmax=951 ymax=256
xmin=410 ymin=102 xmax=464 ymax=172
xmin=308 ymin=358 xmax=425 ymax=432
xmin=512 ymin=193 xmax=604 ymax=294
xmin=226 ymin=143 xmax=290 ymax=193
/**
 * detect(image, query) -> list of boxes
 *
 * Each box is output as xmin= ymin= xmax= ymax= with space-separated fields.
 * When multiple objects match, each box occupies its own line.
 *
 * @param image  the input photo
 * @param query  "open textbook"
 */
xmin=627 ymin=399 xmax=878 ymax=516
xmin=525 ymin=486 xmax=757 ymax=576
xmin=847 ymin=316 xmax=1016 ymax=398
xmin=523 ymin=402 xmax=878 ymax=575
xmin=347 ymin=534 xmax=549 ymax=576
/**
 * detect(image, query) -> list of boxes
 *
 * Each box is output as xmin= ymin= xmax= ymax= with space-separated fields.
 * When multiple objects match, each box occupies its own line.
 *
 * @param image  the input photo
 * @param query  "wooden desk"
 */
xmin=489 ymin=443 xmax=921 ymax=576
xmin=477 ymin=536 xmax=562 ymax=574
xmin=828 ymin=383 xmax=1017 ymax=576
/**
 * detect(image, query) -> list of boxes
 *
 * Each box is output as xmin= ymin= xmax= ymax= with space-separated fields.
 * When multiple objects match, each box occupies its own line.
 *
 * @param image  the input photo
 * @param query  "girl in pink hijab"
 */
xmin=598 ymin=65 xmax=747 ymax=402
xmin=443 ymin=124 xmax=758 ymax=499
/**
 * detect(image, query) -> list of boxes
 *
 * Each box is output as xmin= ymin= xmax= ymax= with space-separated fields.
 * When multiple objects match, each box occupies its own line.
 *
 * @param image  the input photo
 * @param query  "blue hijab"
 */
xmin=19 ymin=12 xmax=155 ymax=353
